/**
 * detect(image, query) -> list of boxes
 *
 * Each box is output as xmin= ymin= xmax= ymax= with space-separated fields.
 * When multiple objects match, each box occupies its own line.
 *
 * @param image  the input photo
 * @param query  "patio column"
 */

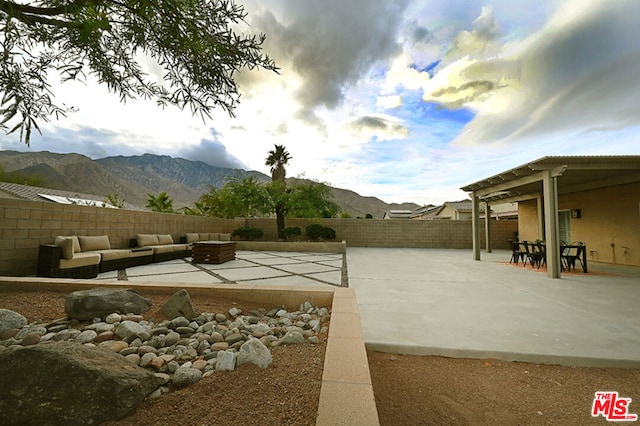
xmin=485 ymin=201 xmax=492 ymax=253
xmin=536 ymin=193 xmax=544 ymax=239
xmin=472 ymin=192 xmax=481 ymax=260
xmin=542 ymin=170 xmax=561 ymax=278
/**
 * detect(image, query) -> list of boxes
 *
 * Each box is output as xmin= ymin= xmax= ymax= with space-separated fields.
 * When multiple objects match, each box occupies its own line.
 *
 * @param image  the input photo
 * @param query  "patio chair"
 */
xmin=520 ymin=241 xmax=536 ymax=267
xmin=531 ymin=241 xmax=546 ymax=269
xmin=508 ymin=240 xmax=525 ymax=265
xmin=561 ymin=242 xmax=584 ymax=272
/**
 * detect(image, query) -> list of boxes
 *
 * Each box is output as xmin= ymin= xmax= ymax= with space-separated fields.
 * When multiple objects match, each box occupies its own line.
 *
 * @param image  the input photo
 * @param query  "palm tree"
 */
xmin=265 ymin=144 xmax=292 ymax=183
xmin=265 ymin=144 xmax=292 ymax=239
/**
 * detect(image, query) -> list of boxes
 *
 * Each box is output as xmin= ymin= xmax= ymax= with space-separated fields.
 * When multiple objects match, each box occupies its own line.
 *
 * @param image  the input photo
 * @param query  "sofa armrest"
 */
xmin=37 ymin=244 xmax=61 ymax=277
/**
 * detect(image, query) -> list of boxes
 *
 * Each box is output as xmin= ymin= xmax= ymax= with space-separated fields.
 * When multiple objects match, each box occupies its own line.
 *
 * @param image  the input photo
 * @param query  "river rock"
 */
xmin=173 ymin=365 xmax=202 ymax=387
xmin=0 ymin=309 xmax=27 ymax=334
xmin=216 ymin=350 xmax=237 ymax=371
xmin=237 ymin=338 xmax=272 ymax=368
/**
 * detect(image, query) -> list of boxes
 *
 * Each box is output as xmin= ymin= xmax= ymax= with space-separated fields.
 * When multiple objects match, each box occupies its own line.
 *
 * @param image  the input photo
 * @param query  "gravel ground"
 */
xmin=2 ymin=289 xmax=639 ymax=425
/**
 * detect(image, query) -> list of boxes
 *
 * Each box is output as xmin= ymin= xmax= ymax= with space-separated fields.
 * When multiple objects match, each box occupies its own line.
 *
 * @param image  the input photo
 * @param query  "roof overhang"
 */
xmin=460 ymin=156 xmax=640 ymax=203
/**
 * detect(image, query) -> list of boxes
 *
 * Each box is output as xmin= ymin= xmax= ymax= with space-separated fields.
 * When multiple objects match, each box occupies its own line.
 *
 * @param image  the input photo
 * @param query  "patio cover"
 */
xmin=460 ymin=155 xmax=640 ymax=278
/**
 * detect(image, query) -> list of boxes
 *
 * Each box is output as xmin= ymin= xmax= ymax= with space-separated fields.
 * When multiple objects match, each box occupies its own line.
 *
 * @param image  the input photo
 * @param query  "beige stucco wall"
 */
xmin=0 ymin=198 xmax=518 ymax=276
xmin=517 ymin=182 xmax=640 ymax=267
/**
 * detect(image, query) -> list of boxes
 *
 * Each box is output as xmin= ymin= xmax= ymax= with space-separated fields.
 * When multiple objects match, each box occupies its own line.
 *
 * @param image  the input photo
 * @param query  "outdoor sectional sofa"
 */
xmin=37 ymin=233 xmax=191 ymax=279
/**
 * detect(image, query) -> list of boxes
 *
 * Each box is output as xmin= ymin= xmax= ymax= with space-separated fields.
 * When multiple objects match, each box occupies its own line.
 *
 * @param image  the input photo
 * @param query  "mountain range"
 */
xmin=0 ymin=150 xmax=420 ymax=218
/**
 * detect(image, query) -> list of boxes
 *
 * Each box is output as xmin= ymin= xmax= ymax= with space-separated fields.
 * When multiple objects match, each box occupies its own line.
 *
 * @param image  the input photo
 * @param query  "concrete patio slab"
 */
xmin=347 ymin=247 xmax=640 ymax=368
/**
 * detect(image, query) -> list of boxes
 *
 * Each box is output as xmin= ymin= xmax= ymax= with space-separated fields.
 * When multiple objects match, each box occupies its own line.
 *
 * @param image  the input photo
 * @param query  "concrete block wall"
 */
xmin=0 ymin=198 xmax=517 ymax=276
xmin=251 ymin=218 xmax=518 ymax=249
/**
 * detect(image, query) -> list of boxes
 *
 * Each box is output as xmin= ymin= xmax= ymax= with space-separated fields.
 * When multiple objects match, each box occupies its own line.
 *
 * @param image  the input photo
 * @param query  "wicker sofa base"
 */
xmin=153 ymin=250 xmax=190 ymax=263
xmin=99 ymin=254 xmax=154 ymax=273
xmin=50 ymin=264 xmax=100 ymax=279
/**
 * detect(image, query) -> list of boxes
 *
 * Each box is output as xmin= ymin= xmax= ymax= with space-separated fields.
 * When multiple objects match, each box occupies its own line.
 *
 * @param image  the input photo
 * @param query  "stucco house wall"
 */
xmin=517 ymin=182 xmax=639 ymax=267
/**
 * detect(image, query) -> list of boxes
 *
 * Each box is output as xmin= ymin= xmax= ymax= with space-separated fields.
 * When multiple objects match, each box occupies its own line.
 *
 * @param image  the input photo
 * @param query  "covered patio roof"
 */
xmin=461 ymin=156 xmax=640 ymax=204
xmin=460 ymin=155 xmax=640 ymax=278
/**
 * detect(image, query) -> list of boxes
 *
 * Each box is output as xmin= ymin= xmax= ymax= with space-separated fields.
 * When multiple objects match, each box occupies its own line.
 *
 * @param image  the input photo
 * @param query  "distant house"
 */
xmin=461 ymin=155 xmax=640 ymax=277
xmin=0 ymin=182 xmax=142 ymax=210
xmin=409 ymin=204 xmax=440 ymax=220
xmin=382 ymin=209 xmax=413 ymax=219
xmin=384 ymin=202 xmax=518 ymax=221
xmin=432 ymin=200 xmax=478 ymax=220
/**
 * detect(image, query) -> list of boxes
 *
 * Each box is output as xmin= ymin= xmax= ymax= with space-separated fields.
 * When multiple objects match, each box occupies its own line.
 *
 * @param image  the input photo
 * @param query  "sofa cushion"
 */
xmin=171 ymin=244 xmax=190 ymax=252
xmin=185 ymin=233 xmax=200 ymax=243
xmin=157 ymin=234 xmax=174 ymax=245
xmin=59 ymin=252 xmax=101 ymax=269
xmin=150 ymin=245 xmax=174 ymax=254
xmin=54 ymin=237 xmax=74 ymax=260
xmin=55 ymin=235 xmax=81 ymax=253
xmin=218 ymin=233 xmax=231 ymax=241
xmin=78 ymin=235 xmax=111 ymax=252
xmin=199 ymin=233 xmax=211 ymax=242
xmin=137 ymin=234 xmax=159 ymax=247
xmin=95 ymin=249 xmax=130 ymax=261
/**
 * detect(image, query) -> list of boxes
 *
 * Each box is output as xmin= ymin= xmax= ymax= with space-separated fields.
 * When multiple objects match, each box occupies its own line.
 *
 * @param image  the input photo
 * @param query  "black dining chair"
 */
xmin=561 ymin=242 xmax=584 ymax=272
xmin=531 ymin=241 xmax=546 ymax=269
xmin=509 ymin=240 xmax=525 ymax=265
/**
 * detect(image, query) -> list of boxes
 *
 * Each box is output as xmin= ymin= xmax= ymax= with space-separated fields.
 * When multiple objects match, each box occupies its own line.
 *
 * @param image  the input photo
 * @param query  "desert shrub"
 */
xmin=284 ymin=227 xmax=301 ymax=238
xmin=305 ymin=224 xmax=336 ymax=241
xmin=232 ymin=226 xmax=264 ymax=241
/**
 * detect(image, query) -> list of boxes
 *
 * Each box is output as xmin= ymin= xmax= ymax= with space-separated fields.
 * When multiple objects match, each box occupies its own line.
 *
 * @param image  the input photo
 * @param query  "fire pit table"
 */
xmin=191 ymin=241 xmax=236 ymax=264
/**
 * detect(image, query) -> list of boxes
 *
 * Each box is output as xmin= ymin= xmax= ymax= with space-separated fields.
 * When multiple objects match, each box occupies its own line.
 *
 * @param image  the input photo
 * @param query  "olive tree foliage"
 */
xmin=0 ymin=0 xmax=277 ymax=144
xmin=194 ymin=176 xmax=341 ymax=223
xmin=194 ymin=176 xmax=271 ymax=219
xmin=287 ymin=180 xmax=340 ymax=218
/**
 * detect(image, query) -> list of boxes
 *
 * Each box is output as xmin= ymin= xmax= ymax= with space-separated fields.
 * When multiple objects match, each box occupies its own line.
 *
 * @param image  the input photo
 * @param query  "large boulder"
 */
xmin=160 ymin=289 xmax=198 ymax=320
xmin=0 ymin=341 xmax=158 ymax=425
xmin=65 ymin=287 xmax=152 ymax=320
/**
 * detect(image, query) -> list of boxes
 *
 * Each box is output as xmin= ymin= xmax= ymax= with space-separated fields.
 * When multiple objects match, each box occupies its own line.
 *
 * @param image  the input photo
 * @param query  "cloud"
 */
xmin=250 ymin=0 xmax=410 ymax=113
xmin=178 ymin=130 xmax=247 ymax=169
xmin=347 ymin=115 xmax=409 ymax=141
xmin=398 ymin=0 xmax=640 ymax=147
xmin=444 ymin=6 xmax=502 ymax=62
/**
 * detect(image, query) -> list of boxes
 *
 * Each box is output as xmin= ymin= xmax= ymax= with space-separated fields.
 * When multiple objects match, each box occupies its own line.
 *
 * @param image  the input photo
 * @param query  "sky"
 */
xmin=2 ymin=0 xmax=639 ymax=205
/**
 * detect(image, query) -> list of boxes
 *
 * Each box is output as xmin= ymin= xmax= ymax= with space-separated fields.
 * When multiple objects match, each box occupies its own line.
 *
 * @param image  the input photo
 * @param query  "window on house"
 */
xmin=558 ymin=210 xmax=571 ymax=243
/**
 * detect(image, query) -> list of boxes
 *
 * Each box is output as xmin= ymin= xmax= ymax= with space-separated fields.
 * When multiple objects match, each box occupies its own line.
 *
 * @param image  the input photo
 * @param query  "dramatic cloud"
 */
xmin=420 ymin=0 xmax=640 ymax=146
xmin=348 ymin=115 xmax=410 ymax=141
xmin=251 ymin=0 xmax=409 ymax=112
xmin=178 ymin=131 xmax=247 ymax=169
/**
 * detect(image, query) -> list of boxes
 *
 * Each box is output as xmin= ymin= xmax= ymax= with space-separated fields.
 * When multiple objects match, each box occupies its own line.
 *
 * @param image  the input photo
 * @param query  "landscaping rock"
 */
xmin=160 ymin=289 xmax=198 ymax=320
xmin=237 ymin=338 xmax=273 ymax=368
xmin=0 ymin=341 xmax=157 ymax=425
xmin=0 ymin=309 xmax=27 ymax=334
xmin=173 ymin=365 xmax=203 ymax=387
xmin=65 ymin=288 xmax=152 ymax=320
xmin=216 ymin=350 xmax=237 ymax=371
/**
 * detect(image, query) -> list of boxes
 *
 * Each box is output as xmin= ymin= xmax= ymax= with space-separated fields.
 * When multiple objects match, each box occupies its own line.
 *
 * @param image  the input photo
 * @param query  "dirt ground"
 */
xmin=2 ymin=289 xmax=639 ymax=425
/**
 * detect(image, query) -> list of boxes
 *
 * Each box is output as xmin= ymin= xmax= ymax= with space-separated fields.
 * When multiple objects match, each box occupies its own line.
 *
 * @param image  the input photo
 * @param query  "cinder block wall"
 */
xmin=0 ymin=198 xmax=517 ymax=276
xmin=264 ymin=218 xmax=517 ymax=249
